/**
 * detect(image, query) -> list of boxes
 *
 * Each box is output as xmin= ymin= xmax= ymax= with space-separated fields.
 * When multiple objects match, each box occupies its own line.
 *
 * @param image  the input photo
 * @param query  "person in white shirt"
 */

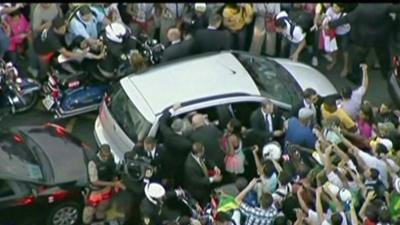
xmin=325 ymin=3 xmax=351 ymax=77
xmin=339 ymin=64 xmax=369 ymax=121
xmin=275 ymin=11 xmax=306 ymax=62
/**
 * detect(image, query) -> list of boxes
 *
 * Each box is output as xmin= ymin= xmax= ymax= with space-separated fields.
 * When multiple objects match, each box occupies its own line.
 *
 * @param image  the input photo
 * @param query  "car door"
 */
xmin=0 ymin=179 xmax=31 ymax=223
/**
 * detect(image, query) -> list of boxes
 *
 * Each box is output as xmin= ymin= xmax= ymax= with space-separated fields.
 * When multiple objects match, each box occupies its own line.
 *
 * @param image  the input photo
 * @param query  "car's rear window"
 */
xmin=107 ymin=83 xmax=152 ymax=142
xmin=0 ymin=131 xmax=44 ymax=182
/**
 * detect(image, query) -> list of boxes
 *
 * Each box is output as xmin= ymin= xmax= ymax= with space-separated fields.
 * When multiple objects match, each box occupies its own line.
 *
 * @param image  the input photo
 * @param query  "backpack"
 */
xmin=284 ymin=10 xmax=314 ymax=37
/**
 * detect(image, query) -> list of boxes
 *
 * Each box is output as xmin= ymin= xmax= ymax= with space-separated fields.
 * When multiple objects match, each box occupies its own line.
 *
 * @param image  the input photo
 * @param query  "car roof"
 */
xmin=122 ymin=52 xmax=261 ymax=116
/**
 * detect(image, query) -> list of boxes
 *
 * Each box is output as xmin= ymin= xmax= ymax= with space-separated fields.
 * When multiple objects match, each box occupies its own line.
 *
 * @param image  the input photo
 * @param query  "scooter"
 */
xmin=0 ymin=58 xmax=41 ymax=114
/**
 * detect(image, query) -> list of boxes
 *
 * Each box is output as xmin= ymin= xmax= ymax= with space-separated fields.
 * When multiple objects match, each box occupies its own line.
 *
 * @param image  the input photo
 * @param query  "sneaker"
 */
xmin=312 ymin=56 xmax=318 ymax=67
xmin=323 ymin=54 xmax=333 ymax=62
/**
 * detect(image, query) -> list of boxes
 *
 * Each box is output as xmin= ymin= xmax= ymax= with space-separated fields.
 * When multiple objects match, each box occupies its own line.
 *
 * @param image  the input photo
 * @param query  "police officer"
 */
xmin=82 ymin=144 xmax=125 ymax=225
xmin=139 ymin=182 xmax=186 ymax=225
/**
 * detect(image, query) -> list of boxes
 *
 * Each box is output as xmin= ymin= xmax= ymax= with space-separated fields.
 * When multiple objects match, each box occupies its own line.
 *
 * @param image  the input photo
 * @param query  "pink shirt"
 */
xmin=357 ymin=118 xmax=373 ymax=139
xmin=6 ymin=14 xmax=30 ymax=52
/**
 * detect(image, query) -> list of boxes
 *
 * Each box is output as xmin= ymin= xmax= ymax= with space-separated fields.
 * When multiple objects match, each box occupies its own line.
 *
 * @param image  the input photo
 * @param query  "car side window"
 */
xmin=0 ymin=180 xmax=15 ymax=198
xmin=230 ymin=102 xmax=262 ymax=128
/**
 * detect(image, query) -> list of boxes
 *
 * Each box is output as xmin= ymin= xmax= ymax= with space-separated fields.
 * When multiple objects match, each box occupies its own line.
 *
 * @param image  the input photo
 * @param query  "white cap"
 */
xmin=323 ymin=182 xmax=339 ymax=195
xmin=394 ymin=177 xmax=400 ymax=193
xmin=194 ymin=3 xmax=207 ymax=12
xmin=144 ymin=183 xmax=166 ymax=202
xmin=262 ymin=142 xmax=282 ymax=160
xmin=275 ymin=11 xmax=288 ymax=20
xmin=298 ymin=108 xmax=314 ymax=119
xmin=339 ymin=188 xmax=352 ymax=202
xmin=105 ymin=22 xmax=127 ymax=43
xmin=379 ymin=138 xmax=393 ymax=152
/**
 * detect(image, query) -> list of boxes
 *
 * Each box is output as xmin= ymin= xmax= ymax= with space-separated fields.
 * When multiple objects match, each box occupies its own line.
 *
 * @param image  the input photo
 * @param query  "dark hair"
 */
xmin=72 ymin=35 xmax=86 ymax=49
xmin=331 ymin=212 xmax=343 ymax=225
xmin=341 ymin=87 xmax=353 ymax=99
xmin=303 ymin=88 xmax=317 ymax=99
xmin=215 ymin=212 xmax=231 ymax=223
xmin=228 ymin=118 xmax=242 ymax=136
xmin=360 ymin=103 xmax=374 ymax=124
xmin=365 ymin=204 xmax=379 ymax=222
xmin=278 ymin=170 xmax=292 ymax=186
xmin=99 ymin=144 xmax=111 ymax=153
xmin=274 ymin=216 xmax=288 ymax=225
xmin=79 ymin=5 xmax=92 ymax=16
xmin=52 ymin=16 xmax=66 ymax=30
xmin=144 ymin=136 xmax=157 ymax=145
xmin=263 ymin=160 xmax=277 ymax=177
xmin=260 ymin=192 xmax=273 ymax=209
xmin=275 ymin=17 xmax=288 ymax=29
xmin=298 ymin=163 xmax=310 ymax=179
xmin=9 ymin=9 xmax=21 ymax=17
xmin=369 ymin=168 xmax=380 ymax=180
xmin=324 ymin=95 xmax=337 ymax=107
xmin=379 ymin=208 xmax=392 ymax=223
xmin=376 ymin=143 xmax=389 ymax=155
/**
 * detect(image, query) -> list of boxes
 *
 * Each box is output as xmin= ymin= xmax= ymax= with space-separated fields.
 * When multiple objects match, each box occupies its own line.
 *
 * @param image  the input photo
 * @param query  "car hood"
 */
xmin=272 ymin=58 xmax=338 ymax=96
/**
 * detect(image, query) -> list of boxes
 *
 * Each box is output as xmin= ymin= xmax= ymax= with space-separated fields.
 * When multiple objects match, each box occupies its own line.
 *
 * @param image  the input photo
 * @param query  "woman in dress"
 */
xmin=221 ymin=118 xmax=246 ymax=176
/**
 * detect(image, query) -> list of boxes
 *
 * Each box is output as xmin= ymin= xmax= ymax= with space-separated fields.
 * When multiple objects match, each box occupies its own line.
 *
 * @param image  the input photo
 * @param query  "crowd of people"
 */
xmin=1 ymin=3 xmax=400 ymax=225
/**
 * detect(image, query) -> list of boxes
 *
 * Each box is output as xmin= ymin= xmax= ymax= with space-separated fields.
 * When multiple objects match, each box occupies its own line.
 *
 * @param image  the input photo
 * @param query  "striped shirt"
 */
xmin=239 ymin=202 xmax=278 ymax=225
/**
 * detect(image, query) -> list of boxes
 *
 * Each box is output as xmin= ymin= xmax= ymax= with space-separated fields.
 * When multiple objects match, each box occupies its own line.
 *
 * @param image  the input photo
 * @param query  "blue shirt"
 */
xmin=284 ymin=117 xmax=316 ymax=153
xmin=66 ymin=7 xmax=105 ymax=45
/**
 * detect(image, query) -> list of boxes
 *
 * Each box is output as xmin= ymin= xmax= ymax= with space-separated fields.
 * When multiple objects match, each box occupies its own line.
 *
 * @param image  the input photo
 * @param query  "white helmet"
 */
xmin=105 ymin=22 xmax=128 ymax=43
xmin=262 ymin=142 xmax=282 ymax=160
xmin=144 ymin=182 xmax=166 ymax=205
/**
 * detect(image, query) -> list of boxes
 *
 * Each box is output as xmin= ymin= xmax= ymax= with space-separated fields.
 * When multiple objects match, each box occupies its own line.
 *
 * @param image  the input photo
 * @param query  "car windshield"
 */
xmin=0 ymin=131 xmax=45 ymax=183
xmin=234 ymin=52 xmax=302 ymax=105
xmin=108 ymin=83 xmax=152 ymax=142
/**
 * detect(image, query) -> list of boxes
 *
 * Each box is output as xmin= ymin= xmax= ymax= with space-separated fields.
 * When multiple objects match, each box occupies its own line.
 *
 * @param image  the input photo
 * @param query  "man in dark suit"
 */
xmin=189 ymin=113 xmax=225 ymax=170
xmin=193 ymin=13 xmax=232 ymax=54
xmin=183 ymin=142 xmax=222 ymax=207
xmin=158 ymin=107 xmax=193 ymax=186
xmin=124 ymin=137 xmax=168 ymax=181
xmin=249 ymin=99 xmax=285 ymax=147
xmin=161 ymin=28 xmax=194 ymax=63
xmin=290 ymin=88 xmax=319 ymax=126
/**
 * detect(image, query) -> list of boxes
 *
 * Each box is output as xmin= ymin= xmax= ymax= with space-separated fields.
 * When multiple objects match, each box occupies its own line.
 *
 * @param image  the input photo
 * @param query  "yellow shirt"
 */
xmin=321 ymin=104 xmax=356 ymax=130
xmin=223 ymin=4 xmax=254 ymax=32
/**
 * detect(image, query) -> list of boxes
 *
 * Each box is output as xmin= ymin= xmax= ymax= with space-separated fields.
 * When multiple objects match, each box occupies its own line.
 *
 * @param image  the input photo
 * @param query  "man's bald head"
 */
xmin=167 ymin=28 xmax=181 ymax=42
xmin=191 ymin=113 xmax=205 ymax=128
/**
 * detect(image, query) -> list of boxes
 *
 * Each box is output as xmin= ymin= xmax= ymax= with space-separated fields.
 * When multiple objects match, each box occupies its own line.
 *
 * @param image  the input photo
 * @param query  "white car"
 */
xmin=94 ymin=51 xmax=337 ymax=163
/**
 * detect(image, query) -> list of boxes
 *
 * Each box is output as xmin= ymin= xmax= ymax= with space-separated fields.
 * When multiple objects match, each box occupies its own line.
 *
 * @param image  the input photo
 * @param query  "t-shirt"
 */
xmin=282 ymin=19 xmax=306 ymax=43
xmin=325 ymin=7 xmax=350 ymax=35
xmin=321 ymin=105 xmax=356 ymax=130
xmin=340 ymin=86 xmax=366 ymax=121
xmin=357 ymin=150 xmax=389 ymax=188
xmin=284 ymin=117 xmax=317 ymax=152
xmin=33 ymin=28 xmax=63 ymax=55
xmin=321 ymin=212 xmax=348 ymax=225
xmin=32 ymin=4 xmax=60 ymax=33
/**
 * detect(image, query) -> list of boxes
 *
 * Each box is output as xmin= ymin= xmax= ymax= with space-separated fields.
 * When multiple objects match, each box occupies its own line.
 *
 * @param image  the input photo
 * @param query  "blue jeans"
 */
xmin=0 ymin=28 xmax=10 ymax=58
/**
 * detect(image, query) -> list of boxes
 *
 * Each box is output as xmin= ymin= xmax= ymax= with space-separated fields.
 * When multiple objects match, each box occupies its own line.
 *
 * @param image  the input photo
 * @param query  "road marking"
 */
xmin=65 ymin=117 xmax=77 ymax=133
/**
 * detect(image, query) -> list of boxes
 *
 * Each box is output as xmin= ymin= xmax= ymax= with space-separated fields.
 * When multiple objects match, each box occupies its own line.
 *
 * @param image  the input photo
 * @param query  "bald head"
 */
xmin=167 ymin=28 xmax=181 ymax=42
xmin=191 ymin=113 xmax=205 ymax=128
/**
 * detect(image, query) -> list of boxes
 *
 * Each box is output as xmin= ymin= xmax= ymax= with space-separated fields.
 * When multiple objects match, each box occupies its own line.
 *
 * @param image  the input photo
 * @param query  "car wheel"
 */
xmin=47 ymin=201 xmax=81 ymax=225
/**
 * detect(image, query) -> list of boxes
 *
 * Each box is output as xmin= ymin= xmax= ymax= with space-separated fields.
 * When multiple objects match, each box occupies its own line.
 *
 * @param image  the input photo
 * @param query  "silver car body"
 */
xmin=94 ymin=51 xmax=337 ymax=163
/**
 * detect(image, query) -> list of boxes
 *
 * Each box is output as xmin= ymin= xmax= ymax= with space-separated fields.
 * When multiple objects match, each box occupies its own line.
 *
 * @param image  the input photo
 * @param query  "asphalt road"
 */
xmin=0 ymin=51 xmax=393 ymax=150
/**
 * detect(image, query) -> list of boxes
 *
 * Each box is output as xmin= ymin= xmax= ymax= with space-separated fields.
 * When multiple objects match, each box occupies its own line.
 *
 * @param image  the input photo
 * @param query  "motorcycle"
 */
xmin=130 ymin=33 xmax=165 ymax=65
xmin=41 ymin=67 xmax=110 ymax=119
xmin=0 ymin=58 xmax=41 ymax=114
